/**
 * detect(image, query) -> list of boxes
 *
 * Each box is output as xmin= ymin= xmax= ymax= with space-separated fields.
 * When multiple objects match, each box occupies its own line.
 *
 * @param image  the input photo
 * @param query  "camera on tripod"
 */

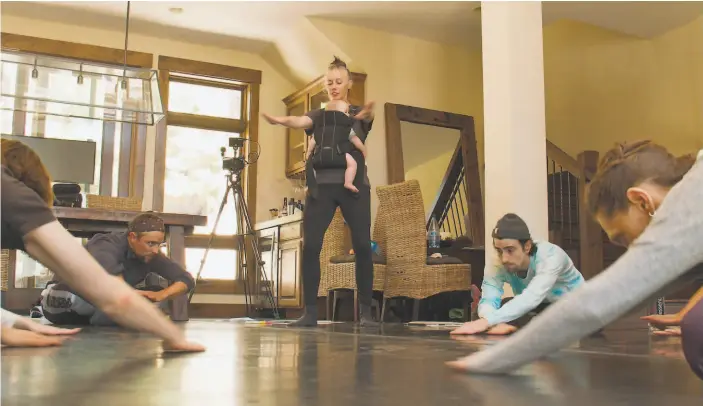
xmin=221 ymin=137 xmax=247 ymax=172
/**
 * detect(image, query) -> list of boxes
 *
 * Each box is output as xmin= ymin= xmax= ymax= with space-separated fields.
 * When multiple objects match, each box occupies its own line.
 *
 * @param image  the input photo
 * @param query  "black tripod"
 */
xmin=187 ymin=166 xmax=280 ymax=320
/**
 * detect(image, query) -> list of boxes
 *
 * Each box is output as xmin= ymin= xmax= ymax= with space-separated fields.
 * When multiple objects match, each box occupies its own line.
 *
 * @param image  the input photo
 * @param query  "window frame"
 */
xmin=154 ymin=55 xmax=262 ymax=293
xmin=0 ymin=33 xmax=152 ymax=310
xmin=0 ymin=33 xmax=150 ymax=199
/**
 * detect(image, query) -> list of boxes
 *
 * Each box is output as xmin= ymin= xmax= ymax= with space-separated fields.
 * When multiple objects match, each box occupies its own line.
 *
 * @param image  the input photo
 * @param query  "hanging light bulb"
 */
xmin=77 ymin=63 xmax=84 ymax=85
xmin=31 ymin=57 xmax=38 ymax=79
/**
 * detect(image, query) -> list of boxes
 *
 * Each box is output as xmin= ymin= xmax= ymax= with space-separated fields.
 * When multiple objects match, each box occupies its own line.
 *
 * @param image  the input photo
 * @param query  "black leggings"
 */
xmin=302 ymin=183 xmax=373 ymax=307
xmin=681 ymin=298 xmax=703 ymax=380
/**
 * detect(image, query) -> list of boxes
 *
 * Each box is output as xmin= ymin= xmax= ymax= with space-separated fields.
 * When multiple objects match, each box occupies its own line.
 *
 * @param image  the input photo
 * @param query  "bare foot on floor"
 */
xmin=344 ymin=183 xmax=359 ymax=193
xmin=486 ymin=323 xmax=518 ymax=335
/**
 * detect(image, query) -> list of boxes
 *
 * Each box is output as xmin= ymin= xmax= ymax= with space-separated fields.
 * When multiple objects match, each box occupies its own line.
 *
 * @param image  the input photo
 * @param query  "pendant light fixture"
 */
xmin=0 ymin=1 xmax=164 ymax=125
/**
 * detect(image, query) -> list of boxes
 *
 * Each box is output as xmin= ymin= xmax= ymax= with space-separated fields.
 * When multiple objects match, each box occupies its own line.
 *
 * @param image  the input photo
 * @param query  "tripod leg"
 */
xmin=231 ymin=185 xmax=252 ymax=316
xmin=233 ymin=182 xmax=280 ymax=319
xmin=188 ymin=179 xmax=232 ymax=302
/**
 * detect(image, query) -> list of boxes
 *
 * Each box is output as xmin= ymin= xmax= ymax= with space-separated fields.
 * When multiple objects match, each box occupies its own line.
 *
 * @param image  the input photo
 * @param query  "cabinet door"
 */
xmin=310 ymin=87 xmax=328 ymax=111
xmin=285 ymin=95 xmax=308 ymax=176
xmin=257 ymin=227 xmax=279 ymax=307
xmin=278 ymin=239 xmax=302 ymax=308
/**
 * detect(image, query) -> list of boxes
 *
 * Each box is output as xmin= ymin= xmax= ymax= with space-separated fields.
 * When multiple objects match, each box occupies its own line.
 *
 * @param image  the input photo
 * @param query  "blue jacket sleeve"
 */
xmin=483 ymin=252 xmax=564 ymax=327
xmin=477 ymin=265 xmax=505 ymax=319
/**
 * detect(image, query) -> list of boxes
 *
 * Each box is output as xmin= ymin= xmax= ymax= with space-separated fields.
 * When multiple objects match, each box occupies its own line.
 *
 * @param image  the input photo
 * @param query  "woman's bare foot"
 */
xmin=344 ymin=182 xmax=359 ymax=193
xmin=1 ymin=326 xmax=68 ymax=347
xmin=486 ymin=323 xmax=518 ymax=335
xmin=162 ymin=340 xmax=206 ymax=353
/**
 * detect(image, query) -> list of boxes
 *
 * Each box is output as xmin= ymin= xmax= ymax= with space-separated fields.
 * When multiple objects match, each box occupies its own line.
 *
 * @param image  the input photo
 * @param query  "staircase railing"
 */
xmin=425 ymin=139 xmax=604 ymax=279
xmin=426 ymin=142 xmax=468 ymax=239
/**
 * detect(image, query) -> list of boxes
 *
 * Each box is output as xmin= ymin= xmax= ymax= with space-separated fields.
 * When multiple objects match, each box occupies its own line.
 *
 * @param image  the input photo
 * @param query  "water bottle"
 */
xmin=428 ymin=216 xmax=440 ymax=249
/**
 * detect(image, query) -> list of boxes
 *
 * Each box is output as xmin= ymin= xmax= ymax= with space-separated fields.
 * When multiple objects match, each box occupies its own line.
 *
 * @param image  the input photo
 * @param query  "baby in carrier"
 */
xmin=306 ymin=99 xmax=367 ymax=193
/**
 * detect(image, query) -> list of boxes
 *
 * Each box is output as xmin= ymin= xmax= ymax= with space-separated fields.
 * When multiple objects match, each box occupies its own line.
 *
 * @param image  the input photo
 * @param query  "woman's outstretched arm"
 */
xmin=448 ymin=154 xmax=703 ymax=374
xmin=23 ymin=221 xmax=204 ymax=352
xmin=261 ymin=113 xmax=312 ymax=129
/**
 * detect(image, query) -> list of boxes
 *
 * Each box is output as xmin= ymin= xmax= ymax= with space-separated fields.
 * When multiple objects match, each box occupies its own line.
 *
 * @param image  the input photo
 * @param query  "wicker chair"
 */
xmin=322 ymin=200 xmax=388 ymax=321
xmin=377 ymin=180 xmax=471 ymax=321
xmin=1 ymin=249 xmax=9 ymax=292
xmin=317 ymin=208 xmax=348 ymax=298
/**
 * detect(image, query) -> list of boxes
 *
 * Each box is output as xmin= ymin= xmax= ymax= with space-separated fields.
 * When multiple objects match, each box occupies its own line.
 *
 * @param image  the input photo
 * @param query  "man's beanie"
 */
xmin=491 ymin=213 xmax=531 ymax=240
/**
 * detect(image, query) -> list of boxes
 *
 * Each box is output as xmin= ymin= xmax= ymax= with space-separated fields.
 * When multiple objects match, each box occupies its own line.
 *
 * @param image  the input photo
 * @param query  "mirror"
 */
xmin=400 ymin=121 xmax=461 ymax=218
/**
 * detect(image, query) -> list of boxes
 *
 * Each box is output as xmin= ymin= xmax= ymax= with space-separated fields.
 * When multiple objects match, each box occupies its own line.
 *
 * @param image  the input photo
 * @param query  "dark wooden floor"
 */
xmin=2 ymin=319 xmax=702 ymax=406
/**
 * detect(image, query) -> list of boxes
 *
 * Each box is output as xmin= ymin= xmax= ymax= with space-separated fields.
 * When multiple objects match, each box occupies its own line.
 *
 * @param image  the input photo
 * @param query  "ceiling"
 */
xmin=3 ymin=1 xmax=703 ymax=51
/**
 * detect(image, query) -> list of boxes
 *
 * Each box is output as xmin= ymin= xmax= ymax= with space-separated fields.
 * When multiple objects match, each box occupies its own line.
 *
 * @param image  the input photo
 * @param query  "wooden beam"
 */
xmin=577 ymin=150 xmax=603 ymax=279
xmin=158 ymin=55 xmax=262 ymax=84
xmin=152 ymin=70 xmax=169 ymax=212
xmin=167 ymin=112 xmax=246 ymax=134
xmin=459 ymin=116 xmax=484 ymax=246
xmin=99 ymin=121 xmax=115 ymax=196
xmin=131 ymin=121 xmax=147 ymax=199
xmin=1 ymin=33 xmax=153 ymax=68
xmin=118 ymin=122 xmax=132 ymax=197
xmin=384 ymin=103 xmax=404 ymax=184
xmin=546 ymin=141 xmax=584 ymax=179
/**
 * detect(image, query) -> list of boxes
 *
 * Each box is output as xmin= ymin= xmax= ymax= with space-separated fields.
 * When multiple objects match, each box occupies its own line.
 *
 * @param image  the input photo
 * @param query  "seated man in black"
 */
xmin=41 ymin=213 xmax=195 ymax=326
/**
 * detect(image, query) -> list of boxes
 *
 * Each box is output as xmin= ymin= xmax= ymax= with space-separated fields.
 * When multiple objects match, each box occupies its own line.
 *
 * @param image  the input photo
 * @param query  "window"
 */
xmin=185 ymin=248 xmax=238 ymax=280
xmin=168 ymin=80 xmax=243 ymax=120
xmin=162 ymin=73 xmax=249 ymax=283
xmin=5 ymin=56 xmax=135 ymax=289
xmin=163 ymin=126 xmax=240 ymax=235
xmin=1 ymin=110 xmax=13 ymax=134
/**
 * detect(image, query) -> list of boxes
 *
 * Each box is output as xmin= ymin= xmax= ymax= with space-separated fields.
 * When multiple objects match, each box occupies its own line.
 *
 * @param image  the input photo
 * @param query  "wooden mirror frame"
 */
xmin=384 ymin=103 xmax=485 ymax=245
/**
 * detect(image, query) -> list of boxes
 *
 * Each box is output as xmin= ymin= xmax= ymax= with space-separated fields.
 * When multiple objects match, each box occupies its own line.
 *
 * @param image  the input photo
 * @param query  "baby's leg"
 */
xmin=344 ymin=153 xmax=359 ymax=193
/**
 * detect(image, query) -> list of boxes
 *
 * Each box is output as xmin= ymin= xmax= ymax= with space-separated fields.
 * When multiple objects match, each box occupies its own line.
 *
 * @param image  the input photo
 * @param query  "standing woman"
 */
xmin=262 ymin=57 xmax=378 ymax=326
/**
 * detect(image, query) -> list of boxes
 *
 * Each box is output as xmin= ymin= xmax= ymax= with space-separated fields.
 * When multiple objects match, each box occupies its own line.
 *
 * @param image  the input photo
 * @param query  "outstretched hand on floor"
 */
xmin=641 ymin=313 xmax=682 ymax=328
xmin=450 ymin=318 xmax=490 ymax=335
xmin=1 ymin=326 xmax=69 ymax=348
xmin=162 ymin=339 xmax=206 ymax=353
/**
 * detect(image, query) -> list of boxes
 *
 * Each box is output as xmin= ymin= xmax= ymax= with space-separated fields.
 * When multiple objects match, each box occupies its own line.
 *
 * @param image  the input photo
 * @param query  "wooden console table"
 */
xmin=3 ymin=207 xmax=207 ymax=322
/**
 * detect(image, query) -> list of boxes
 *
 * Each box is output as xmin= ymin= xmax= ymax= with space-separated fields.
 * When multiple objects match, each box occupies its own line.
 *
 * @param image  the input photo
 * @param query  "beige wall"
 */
xmin=543 ymin=17 xmax=703 ymax=158
xmin=0 ymin=13 xmax=299 ymax=225
xmin=310 ymin=18 xmax=486 ymax=221
xmin=405 ymin=149 xmax=455 ymax=219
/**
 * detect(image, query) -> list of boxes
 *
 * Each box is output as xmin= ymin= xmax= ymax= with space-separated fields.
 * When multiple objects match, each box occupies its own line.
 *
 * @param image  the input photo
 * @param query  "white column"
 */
xmin=481 ymin=1 xmax=549 ymax=274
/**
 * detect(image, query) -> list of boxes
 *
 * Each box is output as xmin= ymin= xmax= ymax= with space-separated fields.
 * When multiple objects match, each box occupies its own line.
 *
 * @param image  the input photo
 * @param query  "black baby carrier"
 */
xmin=310 ymin=110 xmax=355 ymax=170
xmin=305 ymin=108 xmax=366 ymax=198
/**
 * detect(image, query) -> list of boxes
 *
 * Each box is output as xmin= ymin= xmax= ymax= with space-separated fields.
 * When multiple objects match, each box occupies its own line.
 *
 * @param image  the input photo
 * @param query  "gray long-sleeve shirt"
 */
xmin=460 ymin=149 xmax=703 ymax=374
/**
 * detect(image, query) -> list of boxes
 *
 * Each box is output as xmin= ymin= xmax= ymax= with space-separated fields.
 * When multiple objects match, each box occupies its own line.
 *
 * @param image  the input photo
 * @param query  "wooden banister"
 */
xmin=426 ymin=141 xmax=462 ymax=226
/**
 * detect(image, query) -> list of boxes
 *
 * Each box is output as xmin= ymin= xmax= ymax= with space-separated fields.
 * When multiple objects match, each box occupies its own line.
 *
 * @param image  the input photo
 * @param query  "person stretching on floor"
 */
xmin=40 ymin=212 xmax=196 ymax=326
xmin=446 ymin=141 xmax=703 ymax=381
xmin=301 ymin=99 xmax=368 ymax=193
xmin=0 ymin=139 xmax=204 ymax=351
xmin=450 ymin=213 xmax=586 ymax=335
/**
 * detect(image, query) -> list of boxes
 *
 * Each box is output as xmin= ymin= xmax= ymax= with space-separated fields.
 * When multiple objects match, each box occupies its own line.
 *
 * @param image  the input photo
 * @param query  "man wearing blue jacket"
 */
xmin=451 ymin=213 xmax=585 ymax=335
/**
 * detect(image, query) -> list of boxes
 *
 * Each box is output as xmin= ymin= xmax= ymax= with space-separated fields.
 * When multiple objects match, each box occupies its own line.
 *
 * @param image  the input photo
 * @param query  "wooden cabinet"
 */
xmin=255 ymin=214 xmax=304 ymax=309
xmin=283 ymin=72 xmax=367 ymax=179
xmin=278 ymin=239 xmax=302 ymax=307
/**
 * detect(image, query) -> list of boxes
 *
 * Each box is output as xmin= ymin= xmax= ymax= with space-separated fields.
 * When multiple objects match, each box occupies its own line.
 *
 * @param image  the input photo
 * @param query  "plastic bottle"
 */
xmin=428 ymin=216 xmax=440 ymax=249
